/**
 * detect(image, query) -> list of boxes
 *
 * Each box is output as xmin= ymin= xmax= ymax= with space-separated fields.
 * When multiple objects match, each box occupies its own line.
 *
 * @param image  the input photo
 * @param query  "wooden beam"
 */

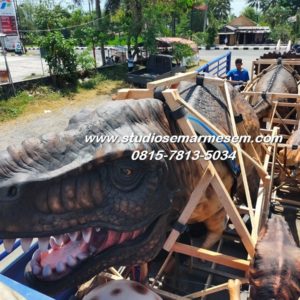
xmin=172 ymin=243 xmax=250 ymax=271
xmin=175 ymin=92 xmax=268 ymax=182
xmin=228 ymin=279 xmax=242 ymax=300
xmin=224 ymin=81 xmax=254 ymax=226
xmin=262 ymin=118 xmax=299 ymax=125
xmin=114 ymin=88 xmax=154 ymax=100
xmin=185 ymin=279 xmax=248 ymax=299
xmin=163 ymin=167 xmax=214 ymax=251
xmin=149 ymin=287 xmax=190 ymax=300
xmin=253 ymin=59 xmax=300 ymax=66
xmin=242 ymin=91 xmax=300 ymax=100
xmin=147 ymin=71 xmax=197 ymax=89
xmin=163 ymin=89 xmax=255 ymax=257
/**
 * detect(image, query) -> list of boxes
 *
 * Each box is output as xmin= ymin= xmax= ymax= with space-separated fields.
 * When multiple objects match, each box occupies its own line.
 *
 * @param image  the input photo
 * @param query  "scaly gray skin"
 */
xmin=252 ymin=66 xmax=298 ymax=120
xmin=249 ymin=215 xmax=300 ymax=299
xmin=0 ymin=82 xmax=260 ymax=294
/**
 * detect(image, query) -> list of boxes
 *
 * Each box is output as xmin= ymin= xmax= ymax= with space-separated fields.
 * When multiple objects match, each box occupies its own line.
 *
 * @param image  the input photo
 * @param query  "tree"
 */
xmin=242 ymin=6 xmax=260 ymax=23
xmin=207 ymin=0 xmax=230 ymax=22
xmin=38 ymin=32 xmax=78 ymax=86
xmin=172 ymin=43 xmax=194 ymax=64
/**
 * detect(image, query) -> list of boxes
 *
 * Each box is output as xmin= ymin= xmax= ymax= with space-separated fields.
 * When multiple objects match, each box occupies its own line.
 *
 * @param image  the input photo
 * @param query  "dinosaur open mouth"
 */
xmin=29 ymin=226 xmax=146 ymax=281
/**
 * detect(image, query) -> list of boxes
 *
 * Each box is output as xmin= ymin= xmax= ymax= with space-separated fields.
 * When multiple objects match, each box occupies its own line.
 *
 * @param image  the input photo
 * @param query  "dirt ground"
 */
xmin=0 ymin=90 xmax=112 ymax=151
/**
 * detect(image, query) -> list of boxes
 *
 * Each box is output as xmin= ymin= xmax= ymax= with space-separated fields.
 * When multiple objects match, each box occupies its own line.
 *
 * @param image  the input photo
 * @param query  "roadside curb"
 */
xmin=198 ymin=45 xmax=284 ymax=51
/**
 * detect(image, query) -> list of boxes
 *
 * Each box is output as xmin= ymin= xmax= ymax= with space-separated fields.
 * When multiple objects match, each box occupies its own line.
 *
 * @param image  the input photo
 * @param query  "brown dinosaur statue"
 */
xmin=250 ymin=61 xmax=298 ymax=121
xmin=249 ymin=214 xmax=300 ymax=299
xmin=0 ymin=81 xmax=260 ymax=293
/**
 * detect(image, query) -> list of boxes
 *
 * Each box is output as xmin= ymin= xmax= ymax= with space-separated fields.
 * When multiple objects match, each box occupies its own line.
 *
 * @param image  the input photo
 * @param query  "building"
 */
xmin=218 ymin=15 xmax=270 ymax=45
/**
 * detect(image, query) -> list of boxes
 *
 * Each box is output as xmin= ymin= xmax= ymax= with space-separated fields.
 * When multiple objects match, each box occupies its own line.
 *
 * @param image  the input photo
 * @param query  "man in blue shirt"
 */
xmin=226 ymin=58 xmax=249 ymax=84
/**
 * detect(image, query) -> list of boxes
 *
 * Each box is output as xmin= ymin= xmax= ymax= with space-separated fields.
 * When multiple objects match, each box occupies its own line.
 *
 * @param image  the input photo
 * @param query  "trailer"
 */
xmin=1 ymin=50 xmax=299 ymax=299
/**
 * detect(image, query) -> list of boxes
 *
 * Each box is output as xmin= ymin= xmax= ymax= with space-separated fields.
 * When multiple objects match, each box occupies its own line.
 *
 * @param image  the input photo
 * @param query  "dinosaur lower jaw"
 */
xmin=30 ymin=226 xmax=146 ymax=281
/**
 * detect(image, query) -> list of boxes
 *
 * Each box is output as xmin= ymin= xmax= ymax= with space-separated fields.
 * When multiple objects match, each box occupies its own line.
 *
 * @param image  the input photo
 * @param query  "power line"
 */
xmin=18 ymin=15 xmax=106 ymax=32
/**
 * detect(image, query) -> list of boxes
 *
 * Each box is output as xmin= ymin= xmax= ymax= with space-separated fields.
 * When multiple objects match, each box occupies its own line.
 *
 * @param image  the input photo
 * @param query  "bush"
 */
xmin=38 ymin=32 xmax=78 ymax=87
xmin=192 ymin=32 xmax=208 ymax=46
xmin=270 ymin=24 xmax=293 ymax=43
xmin=77 ymin=49 xmax=96 ymax=76
xmin=172 ymin=43 xmax=195 ymax=65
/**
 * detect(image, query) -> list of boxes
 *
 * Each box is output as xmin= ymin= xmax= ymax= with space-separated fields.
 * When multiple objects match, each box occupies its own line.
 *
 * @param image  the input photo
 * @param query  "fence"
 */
xmin=196 ymin=50 xmax=231 ymax=76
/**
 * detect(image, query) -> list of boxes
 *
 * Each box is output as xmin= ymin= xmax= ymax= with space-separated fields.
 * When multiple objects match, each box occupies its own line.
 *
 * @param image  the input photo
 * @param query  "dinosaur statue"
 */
xmin=250 ymin=62 xmax=298 ymax=120
xmin=82 ymin=280 xmax=162 ymax=300
xmin=248 ymin=214 xmax=300 ymax=299
xmin=0 ymin=81 xmax=260 ymax=293
xmin=278 ymin=126 xmax=300 ymax=180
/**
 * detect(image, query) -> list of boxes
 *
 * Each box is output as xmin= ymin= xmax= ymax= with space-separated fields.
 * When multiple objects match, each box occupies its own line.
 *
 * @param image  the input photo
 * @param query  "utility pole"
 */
xmin=95 ymin=0 xmax=106 ymax=66
xmin=0 ymin=33 xmax=16 ymax=96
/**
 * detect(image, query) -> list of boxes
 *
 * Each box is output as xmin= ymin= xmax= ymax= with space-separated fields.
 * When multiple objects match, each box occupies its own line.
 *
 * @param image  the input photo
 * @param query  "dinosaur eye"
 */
xmin=109 ymin=160 xmax=144 ymax=191
xmin=121 ymin=168 xmax=133 ymax=176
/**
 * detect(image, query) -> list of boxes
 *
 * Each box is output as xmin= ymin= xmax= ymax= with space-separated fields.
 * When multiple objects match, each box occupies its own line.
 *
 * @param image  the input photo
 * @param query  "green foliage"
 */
xmin=172 ymin=43 xmax=194 ymax=64
xmin=270 ymin=24 xmax=293 ymax=43
xmin=192 ymin=32 xmax=208 ymax=46
xmin=242 ymin=6 xmax=260 ymax=23
xmin=77 ymin=49 xmax=96 ymax=74
xmin=37 ymin=32 xmax=78 ymax=85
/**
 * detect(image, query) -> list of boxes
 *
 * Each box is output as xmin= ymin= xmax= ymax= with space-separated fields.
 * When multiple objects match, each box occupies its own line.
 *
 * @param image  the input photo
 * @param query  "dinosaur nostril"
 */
xmin=7 ymin=186 xmax=18 ymax=198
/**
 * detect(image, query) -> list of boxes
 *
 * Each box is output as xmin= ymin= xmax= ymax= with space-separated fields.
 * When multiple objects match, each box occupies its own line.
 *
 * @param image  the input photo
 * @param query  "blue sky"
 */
xmin=231 ymin=0 xmax=248 ymax=16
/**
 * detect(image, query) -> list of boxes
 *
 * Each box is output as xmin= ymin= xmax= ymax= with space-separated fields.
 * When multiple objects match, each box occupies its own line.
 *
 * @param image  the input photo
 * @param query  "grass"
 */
xmin=0 ymin=64 xmax=130 ymax=123
xmin=0 ymin=87 xmax=61 ymax=122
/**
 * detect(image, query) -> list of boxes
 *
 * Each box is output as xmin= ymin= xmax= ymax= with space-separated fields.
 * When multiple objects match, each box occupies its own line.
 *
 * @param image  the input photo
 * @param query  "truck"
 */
xmin=127 ymin=54 xmax=186 ymax=87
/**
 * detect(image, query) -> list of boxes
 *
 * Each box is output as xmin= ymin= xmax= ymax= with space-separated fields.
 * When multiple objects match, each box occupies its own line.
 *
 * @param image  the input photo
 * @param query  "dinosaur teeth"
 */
xmin=82 ymin=228 xmax=93 ymax=243
xmin=21 ymin=238 xmax=33 ymax=253
xmin=77 ymin=252 xmax=88 ymax=260
xmin=56 ymin=261 xmax=66 ymax=273
xmin=32 ymin=265 xmax=42 ymax=275
xmin=32 ymin=249 xmax=41 ymax=261
xmin=49 ymin=237 xmax=60 ymax=250
xmin=42 ymin=264 xmax=52 ymax=277
xmin=66 ymin=255 xmax=77 ymax=267
xmin=3 ymin=239 xmax=15 ymax=253
xmin=68 ymin=231 xmax=80 ymax=242
xmin=38 ymin=237 xmax=49 ymax=251
xmin=53 ymin=234 xmax=64 ymax=245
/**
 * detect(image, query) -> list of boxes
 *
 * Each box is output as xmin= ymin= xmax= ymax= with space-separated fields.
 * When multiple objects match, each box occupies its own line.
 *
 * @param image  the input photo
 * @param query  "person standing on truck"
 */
xmin=226 ymin=58 xmax=249 ymax=83
xmin=127 ymin=54 xmax=134 ymax=72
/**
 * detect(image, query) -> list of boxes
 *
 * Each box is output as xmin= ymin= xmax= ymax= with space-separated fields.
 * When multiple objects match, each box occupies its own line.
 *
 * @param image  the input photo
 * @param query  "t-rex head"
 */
xmin=0 ymin=98 xmax=198 ymax=293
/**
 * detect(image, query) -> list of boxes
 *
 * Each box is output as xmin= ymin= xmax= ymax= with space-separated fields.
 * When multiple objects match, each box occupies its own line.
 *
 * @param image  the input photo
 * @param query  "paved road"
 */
xmin=1 ymin=49 xmax=274 ymax=83
xmin=199 ymin=49 xmax=269 ymax=74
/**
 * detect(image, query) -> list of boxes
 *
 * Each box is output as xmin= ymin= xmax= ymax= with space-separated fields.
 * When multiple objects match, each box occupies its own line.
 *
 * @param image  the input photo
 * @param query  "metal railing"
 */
xmin=196 ymin=51 xmax=231 ymax=77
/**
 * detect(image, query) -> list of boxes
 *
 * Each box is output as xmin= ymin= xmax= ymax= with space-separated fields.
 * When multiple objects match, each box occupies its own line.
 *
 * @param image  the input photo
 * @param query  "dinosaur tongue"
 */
xmin=30 ymin=227 xmax=144 ymax=281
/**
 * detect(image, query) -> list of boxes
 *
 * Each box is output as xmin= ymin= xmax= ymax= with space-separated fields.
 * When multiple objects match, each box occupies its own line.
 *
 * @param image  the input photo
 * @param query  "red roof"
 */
xmin=156 ymin=37 xmax=198 ymax=53
xmin=193 ymin=4 xmax=208 ymax=11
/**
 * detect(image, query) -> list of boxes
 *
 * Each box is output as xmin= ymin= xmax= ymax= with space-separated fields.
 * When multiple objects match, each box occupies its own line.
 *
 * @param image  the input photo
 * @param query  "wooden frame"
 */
xmin=113 ymin=70 xmax=278 ymax=298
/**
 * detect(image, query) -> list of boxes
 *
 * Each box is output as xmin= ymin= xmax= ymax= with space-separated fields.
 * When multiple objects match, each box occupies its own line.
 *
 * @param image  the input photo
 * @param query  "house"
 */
xmin=218 ymin=15 xmax=270 ymax=45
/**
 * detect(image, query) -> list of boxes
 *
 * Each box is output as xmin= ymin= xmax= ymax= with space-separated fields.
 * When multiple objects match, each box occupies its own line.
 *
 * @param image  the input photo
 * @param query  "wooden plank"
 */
xmin=172 ymin=243 xmax=250 ymax=271
xmin=262 ymin=118 xmax=299 ymax=125
xmin=242 ymin=91 xmax=300 ymax=100
xmin=273 ymin=197 xmax=300 ymax=207
xmin=185 ymin=279 xmax=248 ymax=299
xmin=252 ymin=127 xmax=278 ymax=242
xmin=224 ymin=81 xmax=254 ymax=226
xmin=114 ymin=88 xmax=154 ymax=100
xmin=149 ymin=287 xmax=190 ymax=300
xmin=253 ymin=59 xmax=300 ymax=66
xmin=162 ymin=89 xmax=255 ymax=257
xmin=147 ymin=71 xmax=197 ymax=89
xmin=163 ymin=167 xmax=214 ymax=251
xmin=228 ymin=279 xmax=242 ymax=300
xmin=174 ymin=92 xmax=268 ymax=182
